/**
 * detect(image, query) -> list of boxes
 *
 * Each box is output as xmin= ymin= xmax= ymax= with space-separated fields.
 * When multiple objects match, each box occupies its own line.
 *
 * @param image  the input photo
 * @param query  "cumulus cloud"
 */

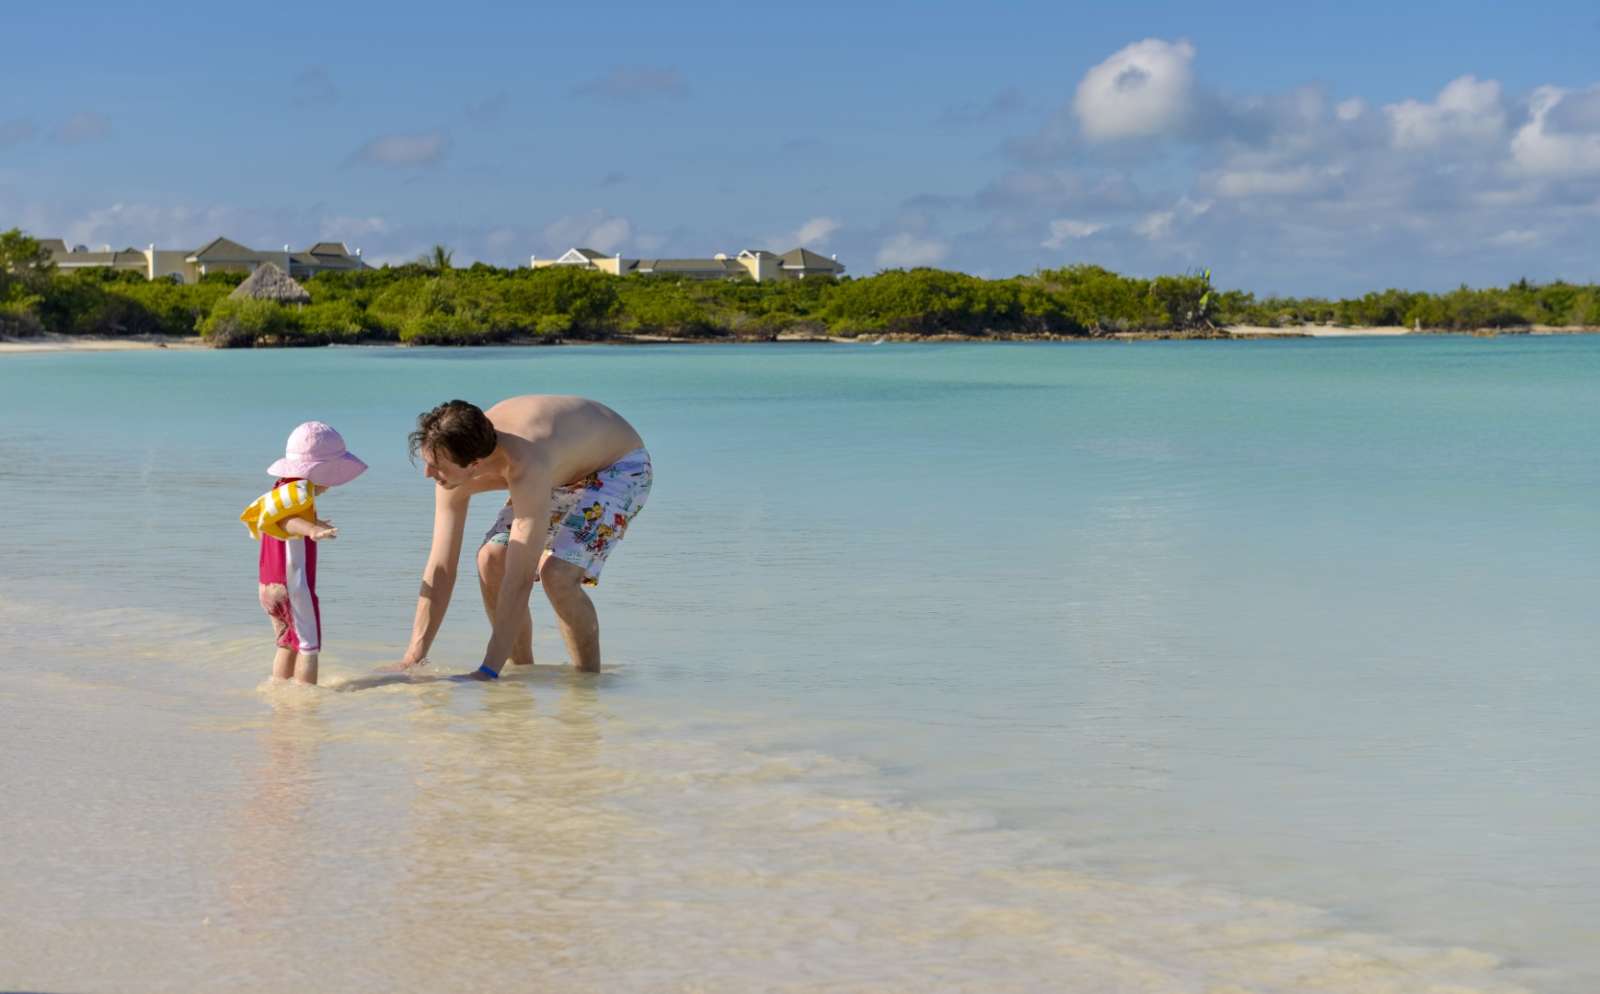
xmin=571 ymin=67 xmax=687 ymax=101
xmin=1132 ymin=198 xmax=1211 ymax=241
xmin=55 ymin=112 xmax=111 ymax=145
xmin=1487 ymin=228 xmax=1540 ymax=248
xmin=1074 ymin=38 xmax=1196 ymax=142
xmin=876 ymin=233 xmax=950 ymax=269
xmin=1041 ymin=219 xmax=1104 ymax=249
xmin=542 ymin=210 xmax=633 ymax=253
xmin=1208 ymin=165 xmax=1330 ymax=199
xmin=348 ymin=131 xmax=449 ymax=168
xmin=46 ymin=201 xmax=381 ymax=253
xmin=788 ymin=216 xmax=841 ymax=247
xmin=1510 ymin=85 xmax=1600 ymax=177
xmin=1384 ymin=75 xmax=1506 ymax=149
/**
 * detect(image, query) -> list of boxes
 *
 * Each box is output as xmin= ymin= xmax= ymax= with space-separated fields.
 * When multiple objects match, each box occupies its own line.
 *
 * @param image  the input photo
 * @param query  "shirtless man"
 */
xmin=395 ymin=396 xmax=652 ymax=678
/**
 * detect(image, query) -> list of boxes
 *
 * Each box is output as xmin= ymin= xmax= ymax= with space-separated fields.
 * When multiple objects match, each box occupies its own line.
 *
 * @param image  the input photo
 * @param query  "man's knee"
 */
xmin=477 ymin=542 xmax=506 ymax=585
xmin=538 ymin=556 xmax=585 ymax=598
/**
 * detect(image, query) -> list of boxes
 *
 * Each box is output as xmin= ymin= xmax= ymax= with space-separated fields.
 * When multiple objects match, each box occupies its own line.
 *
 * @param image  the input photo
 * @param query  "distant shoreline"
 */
xmin=4 ymin=325 xmax=1599 ymax=354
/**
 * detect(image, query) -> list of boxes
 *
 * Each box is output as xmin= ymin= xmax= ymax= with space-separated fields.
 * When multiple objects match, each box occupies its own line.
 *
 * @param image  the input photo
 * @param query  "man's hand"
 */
xmin=373 ymin=653 xmax=428 ymax=674
xmin=308 ymin=519 xmax=338 ymax=541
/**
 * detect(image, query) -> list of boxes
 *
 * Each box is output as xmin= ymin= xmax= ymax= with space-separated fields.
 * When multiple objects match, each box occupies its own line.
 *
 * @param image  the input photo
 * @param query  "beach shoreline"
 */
xmin=5 ymin=324 xmax=1599 ymax=354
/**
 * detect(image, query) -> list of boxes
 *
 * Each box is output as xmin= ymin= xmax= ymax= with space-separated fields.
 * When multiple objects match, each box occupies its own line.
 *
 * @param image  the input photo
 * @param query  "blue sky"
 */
xmin=3 ymin=0 xmax=1598 ymax=294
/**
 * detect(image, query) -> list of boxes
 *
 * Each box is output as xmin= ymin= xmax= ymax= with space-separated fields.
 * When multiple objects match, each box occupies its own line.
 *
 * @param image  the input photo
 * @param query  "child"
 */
xmin=240 ymin=421 xmax=367 ymax=685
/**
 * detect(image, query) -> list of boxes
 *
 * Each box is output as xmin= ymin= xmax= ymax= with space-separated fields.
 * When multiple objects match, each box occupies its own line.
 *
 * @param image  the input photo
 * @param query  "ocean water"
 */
xmin=1 ymin=338 xmax=1596 ymax=993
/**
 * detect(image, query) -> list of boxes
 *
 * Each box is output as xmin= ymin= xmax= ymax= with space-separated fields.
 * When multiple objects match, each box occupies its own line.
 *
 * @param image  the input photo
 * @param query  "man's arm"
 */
xmin=400 ymin=484 xmax=471 ymax=667
xmin=478 ymin=471 xmax=549 ymax=676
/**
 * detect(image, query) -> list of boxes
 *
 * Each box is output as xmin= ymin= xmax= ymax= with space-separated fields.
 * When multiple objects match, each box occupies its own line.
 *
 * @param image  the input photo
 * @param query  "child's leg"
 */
xmin=293 ymin=651 xmax=318 ymax=685
xmin=260 ymin=584 xmax=296 ymax=680
xmin=272 ymin=646 xmax=295 ymax=680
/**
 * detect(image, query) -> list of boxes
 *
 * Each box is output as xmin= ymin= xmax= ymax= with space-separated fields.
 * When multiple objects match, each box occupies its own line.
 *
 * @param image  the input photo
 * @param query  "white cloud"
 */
xmin=1336 ymin=98 xmax=1366 ymax=121
xmin=542 ymin=210 xmax=633 ymax=253
xmin=61 ymin=202 xmax=242 ymax=248
xmin=876 ymin=233 xmax=950 ymax=268
xmin=791 ymin=216 xmax=841 ymax=246
xmin=1487 ymin=229 xmax=1540 ymax=248
xmin=1510 ymin=85 xmax=1600 ymax=178
xmin=1210 ymin=166 xmax=1323 ymax=198
xmin=1133 ymin=198 xmax=1211 ymax=241
xmin=1384 ymin=75 xmax=1506 ymax=150
xmin=1073 ymin=38 xmax=1196 ymax=142
xmin=349 ymin=132 xmax=449 ymax=168
xmin=1041 ymin=219 xmax=1104 ymax=249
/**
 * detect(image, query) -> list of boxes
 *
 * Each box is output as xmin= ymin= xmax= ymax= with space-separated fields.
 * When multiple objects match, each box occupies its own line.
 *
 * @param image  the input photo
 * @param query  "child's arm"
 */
xmin=282 ymin=515 xmax=337 ymax=541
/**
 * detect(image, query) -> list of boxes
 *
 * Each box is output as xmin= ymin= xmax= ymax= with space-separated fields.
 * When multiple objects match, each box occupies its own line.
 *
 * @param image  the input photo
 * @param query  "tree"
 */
xmin=0 ymin=228 xmax=55 ymax=302
xmin=417 ymin=244 xmax=455 ymax=272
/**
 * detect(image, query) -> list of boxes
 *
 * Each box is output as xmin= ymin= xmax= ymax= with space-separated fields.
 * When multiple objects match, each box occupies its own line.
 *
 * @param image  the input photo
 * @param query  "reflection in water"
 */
xmin=225 ymin=690 xmax=327 ymax=932
xmin=377 ymin=674 xmax=621 ymax=983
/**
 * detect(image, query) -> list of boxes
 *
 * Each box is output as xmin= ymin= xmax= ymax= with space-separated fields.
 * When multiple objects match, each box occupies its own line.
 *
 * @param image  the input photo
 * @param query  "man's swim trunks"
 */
xmin=481 ymin=447 xmax=652 ymax=586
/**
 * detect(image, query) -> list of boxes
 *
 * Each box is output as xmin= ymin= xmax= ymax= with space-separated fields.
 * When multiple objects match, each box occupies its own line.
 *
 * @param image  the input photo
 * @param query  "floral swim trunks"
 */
xmin=481 ymin=447 xmax=652 ymax=586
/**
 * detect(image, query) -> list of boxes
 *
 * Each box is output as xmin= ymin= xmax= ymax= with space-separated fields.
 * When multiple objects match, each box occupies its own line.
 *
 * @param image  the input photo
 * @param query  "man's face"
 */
xmin=422 ymin=447 xmax=474 ymax=489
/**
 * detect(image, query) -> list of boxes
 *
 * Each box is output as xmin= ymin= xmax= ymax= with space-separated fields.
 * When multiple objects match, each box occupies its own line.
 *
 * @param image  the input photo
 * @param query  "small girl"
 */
xmin=240 ymin=421 xmax=367 ymax=685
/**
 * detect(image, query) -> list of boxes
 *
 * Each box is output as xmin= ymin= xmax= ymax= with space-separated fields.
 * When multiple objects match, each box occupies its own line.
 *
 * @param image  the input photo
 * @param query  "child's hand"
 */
xmin=309 ymin=519 xmax=338 ymax=541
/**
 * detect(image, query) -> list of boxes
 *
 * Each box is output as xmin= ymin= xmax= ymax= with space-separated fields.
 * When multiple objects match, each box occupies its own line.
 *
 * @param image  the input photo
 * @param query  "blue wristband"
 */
xmin=476 ymin=664 xmax=500 ymax=680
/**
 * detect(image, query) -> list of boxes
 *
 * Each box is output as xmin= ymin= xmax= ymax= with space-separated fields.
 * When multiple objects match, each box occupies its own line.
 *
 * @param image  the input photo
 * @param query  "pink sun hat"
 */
xmin=267 ymin=421 xmax=368 ymax=487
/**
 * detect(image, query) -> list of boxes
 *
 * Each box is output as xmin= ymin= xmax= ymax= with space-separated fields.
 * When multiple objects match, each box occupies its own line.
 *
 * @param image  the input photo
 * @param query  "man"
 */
xmin=394 ymin=396 xmax=652 ymax=678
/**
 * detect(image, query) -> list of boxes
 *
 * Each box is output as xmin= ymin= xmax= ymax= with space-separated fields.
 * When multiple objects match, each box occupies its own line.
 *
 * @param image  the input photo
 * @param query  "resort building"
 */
xmin=38 ymin=236 xmax=369 ymax=284
xmin=532 ymin=246 xmax=845 ymax=281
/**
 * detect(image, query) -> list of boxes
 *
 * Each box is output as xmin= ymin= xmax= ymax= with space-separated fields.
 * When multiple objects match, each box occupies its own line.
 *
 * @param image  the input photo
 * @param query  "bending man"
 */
xmin=397 ymin=396 xmax=652 ymax=677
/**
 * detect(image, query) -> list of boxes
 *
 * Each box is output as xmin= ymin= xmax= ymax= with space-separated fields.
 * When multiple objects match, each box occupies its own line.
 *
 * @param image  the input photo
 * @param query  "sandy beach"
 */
xmin=0 ymin=334 xmax=207 ymax=354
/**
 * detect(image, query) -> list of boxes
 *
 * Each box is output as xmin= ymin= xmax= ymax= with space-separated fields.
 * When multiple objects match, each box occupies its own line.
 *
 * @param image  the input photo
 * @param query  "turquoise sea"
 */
xmin=2 ymin=338 xmax=1596 ymax=992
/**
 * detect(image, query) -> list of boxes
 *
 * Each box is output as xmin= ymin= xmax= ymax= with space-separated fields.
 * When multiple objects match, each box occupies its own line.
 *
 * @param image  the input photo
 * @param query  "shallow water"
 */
xmin=2 ymin=339 xmax=1595 ymax=992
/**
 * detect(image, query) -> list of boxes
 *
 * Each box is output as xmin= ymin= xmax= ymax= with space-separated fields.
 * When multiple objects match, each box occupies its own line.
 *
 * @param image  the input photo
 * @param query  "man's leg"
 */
xmin=476 ymin=542 xmax=535 ymax=666
xmin=539 ymin=556 xmax=600 ymax=672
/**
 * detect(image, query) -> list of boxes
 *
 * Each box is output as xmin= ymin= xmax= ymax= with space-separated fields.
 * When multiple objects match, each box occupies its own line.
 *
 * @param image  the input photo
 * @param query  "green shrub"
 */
xmin=0 ymin=299 xmax=45 ymax=337
xmin=200 ymin=298 xmax=302 ymax=347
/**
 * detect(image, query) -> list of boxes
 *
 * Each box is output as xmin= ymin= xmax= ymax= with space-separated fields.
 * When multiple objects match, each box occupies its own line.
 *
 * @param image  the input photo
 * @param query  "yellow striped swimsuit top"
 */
xmin=240 ymin=479 xmax=317 ymax=541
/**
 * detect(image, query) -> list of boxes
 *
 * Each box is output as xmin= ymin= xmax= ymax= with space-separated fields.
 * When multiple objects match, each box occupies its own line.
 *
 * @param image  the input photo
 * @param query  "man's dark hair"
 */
xmin=409 ymin=400 xmax=498 ymax=466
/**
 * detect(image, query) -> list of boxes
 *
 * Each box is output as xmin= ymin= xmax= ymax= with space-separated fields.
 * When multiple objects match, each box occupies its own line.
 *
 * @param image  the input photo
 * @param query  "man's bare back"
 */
xmin=452 ymin=395 xmax=645 ymax=498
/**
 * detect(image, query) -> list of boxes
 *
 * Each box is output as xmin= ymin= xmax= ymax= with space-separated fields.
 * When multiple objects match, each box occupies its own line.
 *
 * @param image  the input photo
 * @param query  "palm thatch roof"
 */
xmin=230 ymin=262 xmax=311 ymax=304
